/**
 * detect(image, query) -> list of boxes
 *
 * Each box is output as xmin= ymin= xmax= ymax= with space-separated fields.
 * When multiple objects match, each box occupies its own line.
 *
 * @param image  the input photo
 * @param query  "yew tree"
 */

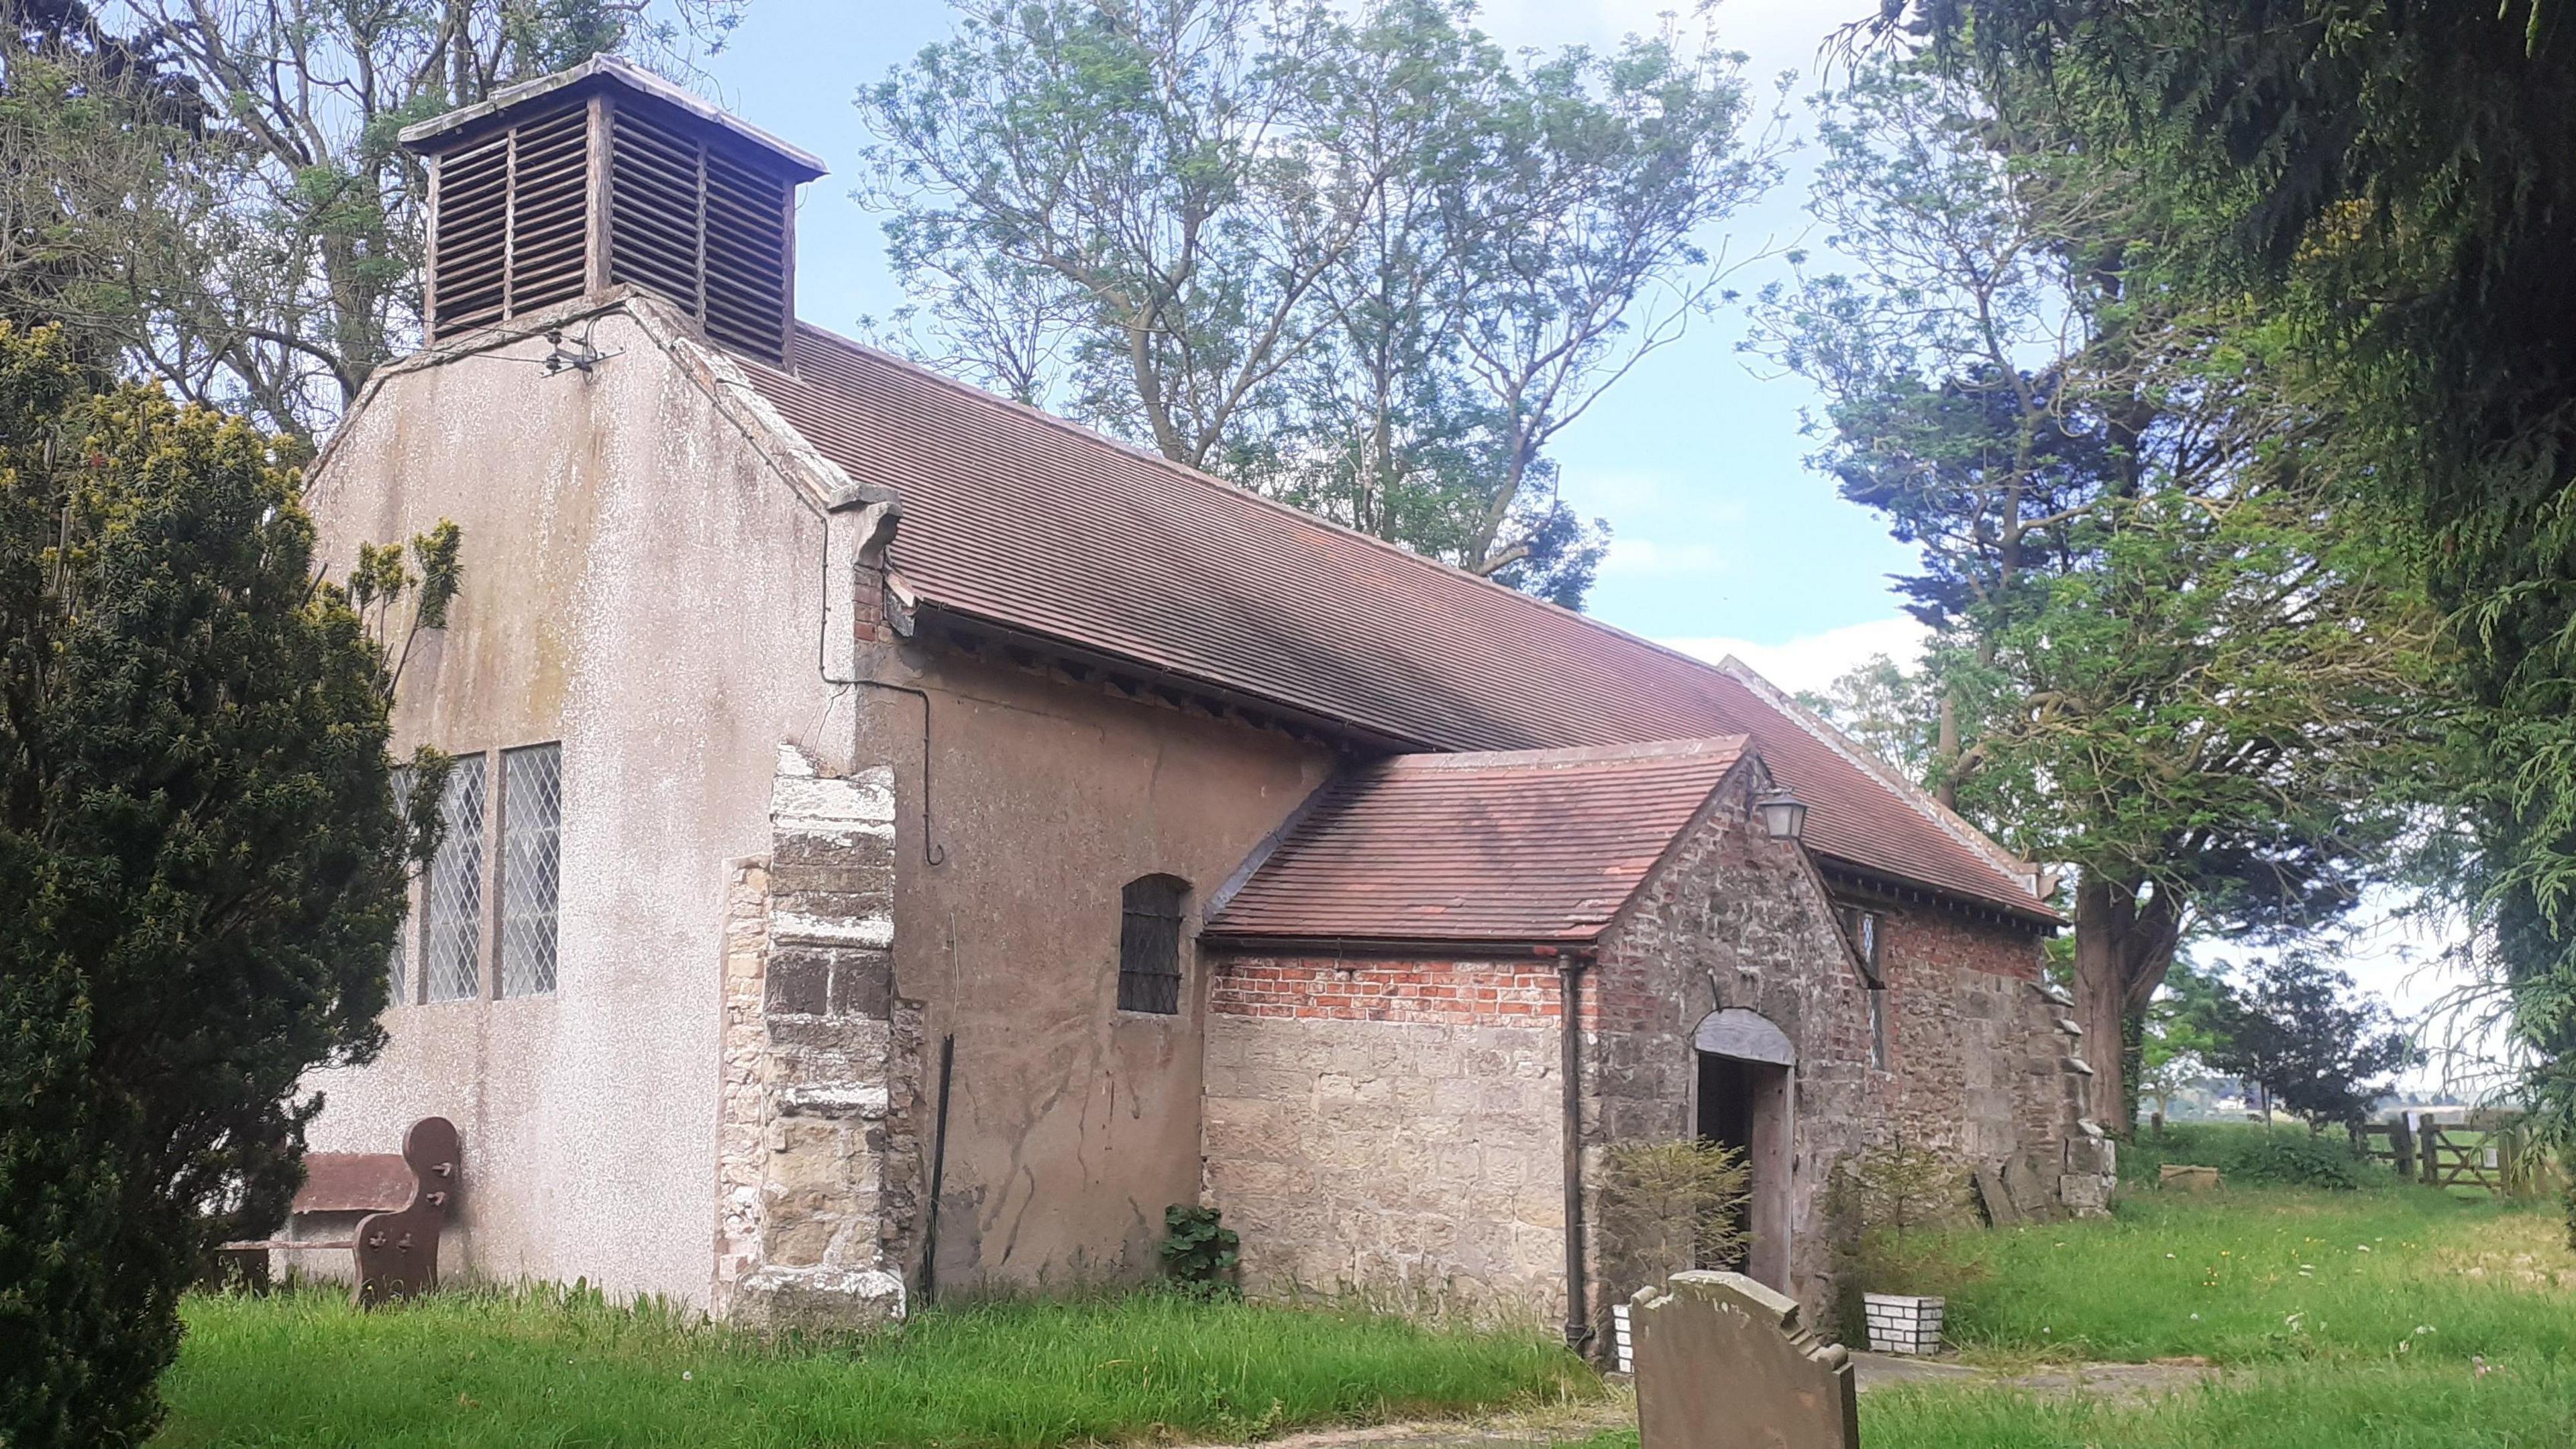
xmin=1761 ymin=61 xmax=2433 ymax=1130
xmin=0 ymin=324 xmax=445 ymax=1446
xmin=2195 ymin=954 xmax=2420 ymax=1130
xmin=1904 ymin=0 xmax=2576 ymax=1229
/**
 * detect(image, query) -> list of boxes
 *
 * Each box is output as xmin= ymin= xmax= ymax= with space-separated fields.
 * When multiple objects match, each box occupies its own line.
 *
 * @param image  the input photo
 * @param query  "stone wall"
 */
xmin=710 ymin=746 xmax=918 ymax=1328
xmin=1197 ymin=767 xmax=2108 ymax=1348
xmin=1860 ymin=898 xmax=2109 ymax=1220
xmin=1203 ymin=959 xmax=1566 ymax=1323
xmin=1583 ymin=766 xmax=1885 ymax=1332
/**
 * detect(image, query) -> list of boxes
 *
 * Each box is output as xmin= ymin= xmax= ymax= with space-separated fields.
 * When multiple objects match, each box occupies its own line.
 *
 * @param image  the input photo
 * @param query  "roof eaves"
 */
xmin=919 ymin=603 xmax=1421 ymax=755
xmin=1715 ymin=655 xmax=2054 ymax=916
xmin=1815 ymin=856 xmax=2063 ymax=930
xmin=1196 ymin=930 xmax=1605 ymax=958
xmin=1379 ymin=735 xmax=1749 ymax=773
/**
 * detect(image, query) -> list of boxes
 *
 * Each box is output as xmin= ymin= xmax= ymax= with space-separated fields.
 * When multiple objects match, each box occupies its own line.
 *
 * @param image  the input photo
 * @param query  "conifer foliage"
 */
xmin=0 ymin=324 xmax=443 ymax=1446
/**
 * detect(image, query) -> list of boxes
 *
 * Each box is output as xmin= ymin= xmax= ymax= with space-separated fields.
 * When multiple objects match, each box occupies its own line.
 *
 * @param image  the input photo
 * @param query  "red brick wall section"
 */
xmin=1210 ymin=957 xmax=1564 ymax=1025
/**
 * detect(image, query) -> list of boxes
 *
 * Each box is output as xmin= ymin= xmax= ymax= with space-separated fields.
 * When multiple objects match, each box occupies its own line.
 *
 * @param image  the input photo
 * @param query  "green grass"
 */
xmin=1847 ymin=1173 xmax=2576 ymax=1446
xmin=156 ymin=1169 xmax=2576 ymax=1448
xmin=157 ymin=1287 xmax=1597 ymax=1448
xmin=1860 ymin=1362 xmax=2576 ymax=1447
xmin=1868 ymin=1182 xmax=2573 ymax=1366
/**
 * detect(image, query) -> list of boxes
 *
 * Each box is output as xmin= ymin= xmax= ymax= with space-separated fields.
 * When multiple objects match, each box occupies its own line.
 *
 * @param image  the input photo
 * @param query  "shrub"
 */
xmin=0 ymin=326 xmax=446 ymax=1446
xmin=1839 ymin=1137 xmax=1974 ymax=1239
xmin=1826 ymin=1138 xmax=1980 ymax=1325
xmin=1596 ymin=1139 xmax=1751 ymax=1285
xmin=2121 ymin=1122 xmax=2396 ymax=1191
xmin=1159 ymin=1205 xmax=1240 ymax=1296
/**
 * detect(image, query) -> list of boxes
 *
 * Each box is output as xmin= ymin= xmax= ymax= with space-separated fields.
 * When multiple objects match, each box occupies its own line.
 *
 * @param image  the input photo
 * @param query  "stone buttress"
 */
xmin=712 ymin=745 xmax=921 ymax=1328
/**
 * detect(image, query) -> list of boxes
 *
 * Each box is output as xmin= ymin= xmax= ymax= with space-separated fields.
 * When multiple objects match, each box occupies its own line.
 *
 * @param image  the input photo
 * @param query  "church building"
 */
xmin=295 ymin=56 xmax=2110 ymax=1348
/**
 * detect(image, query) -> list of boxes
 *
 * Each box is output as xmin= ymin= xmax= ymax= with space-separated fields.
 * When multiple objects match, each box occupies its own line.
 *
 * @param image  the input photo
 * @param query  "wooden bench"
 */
xmin=220 ymin=1116 xmax=462 ymax=1306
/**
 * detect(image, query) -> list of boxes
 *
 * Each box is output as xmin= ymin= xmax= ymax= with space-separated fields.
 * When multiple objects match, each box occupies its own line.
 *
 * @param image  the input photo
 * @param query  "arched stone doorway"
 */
xmin=1692 ymin=1008 xmax=1795 ymax=1291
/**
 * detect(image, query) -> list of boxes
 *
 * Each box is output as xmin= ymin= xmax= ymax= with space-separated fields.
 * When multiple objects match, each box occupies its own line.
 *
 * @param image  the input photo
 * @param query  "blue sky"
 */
xmin=698 ymin=0 xmax=1920 ymax=693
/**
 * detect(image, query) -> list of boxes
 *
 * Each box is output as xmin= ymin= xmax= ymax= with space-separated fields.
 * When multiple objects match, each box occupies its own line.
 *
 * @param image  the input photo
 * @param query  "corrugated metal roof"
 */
xmin=741 ymin=324 xmax=2054 ymax=924
xmin=1204 ymin=738 xmax=1750 ymax=946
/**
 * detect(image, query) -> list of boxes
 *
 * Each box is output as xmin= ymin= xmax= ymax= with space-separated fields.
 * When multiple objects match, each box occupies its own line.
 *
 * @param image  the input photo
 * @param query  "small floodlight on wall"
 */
xmin=1756 ymin=789 xmax=1809 ymax=842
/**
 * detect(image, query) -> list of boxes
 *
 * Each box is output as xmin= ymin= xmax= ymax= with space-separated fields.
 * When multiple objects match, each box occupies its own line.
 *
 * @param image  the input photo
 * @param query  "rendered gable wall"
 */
xmin=298 ymin=301 xmax=851 ymax=1306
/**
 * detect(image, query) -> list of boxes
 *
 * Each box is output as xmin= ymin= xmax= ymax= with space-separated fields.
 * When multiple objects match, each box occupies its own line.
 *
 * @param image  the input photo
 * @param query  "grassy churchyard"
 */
xmin=154 ymin=1289 xmax=1595 ymax=1448
xmin=157 ymin=1128 xmax=2575 ymax=1448
xmin=1856 ymin=1177 xmax=2576 ymax=1445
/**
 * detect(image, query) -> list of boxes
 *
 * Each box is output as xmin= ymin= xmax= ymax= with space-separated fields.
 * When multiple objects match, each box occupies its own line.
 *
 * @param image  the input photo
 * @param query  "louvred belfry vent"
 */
xmin=403 ymin=56 xmax=823 ymax=364
xmin=606 ymin=111 xmax=795 ymax=360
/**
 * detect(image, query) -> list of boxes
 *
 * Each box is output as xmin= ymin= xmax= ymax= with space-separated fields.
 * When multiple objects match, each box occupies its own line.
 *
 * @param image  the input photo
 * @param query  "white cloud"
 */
xmin=1601 ymin=536 xmax=1727 ymax=577
xmin=1658 ymin=614 xmax=1926 ymax=696
xmin=1565 ymin=468 xmax=1674 ymax=513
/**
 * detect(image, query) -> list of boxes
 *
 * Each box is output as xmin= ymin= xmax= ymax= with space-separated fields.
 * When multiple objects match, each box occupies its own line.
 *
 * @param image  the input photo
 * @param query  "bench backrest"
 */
xmin=292 ymin=1154 xmax=417 ymax=1216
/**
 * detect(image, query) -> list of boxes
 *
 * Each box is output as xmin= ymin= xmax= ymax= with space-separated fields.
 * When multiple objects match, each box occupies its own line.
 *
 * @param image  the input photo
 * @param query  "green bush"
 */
xmin=1823 ymin=1138 xmax=1978 ymax=1335
xmin=0 ymin=326 xmax=437 ymax=1447
xmin=1596 ymin=1138 xmax=1751 ymax=1283
xmin=2121 ymin=1122 xmax=2396 ymax=1191
xmin=1158 ymin=1205 xmax=1241 ymax=1296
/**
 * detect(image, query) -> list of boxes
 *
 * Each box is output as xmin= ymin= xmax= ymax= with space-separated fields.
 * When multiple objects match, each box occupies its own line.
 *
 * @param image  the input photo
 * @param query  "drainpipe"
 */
xmin=1552 ymin=949 xmax=1591 ymax=1351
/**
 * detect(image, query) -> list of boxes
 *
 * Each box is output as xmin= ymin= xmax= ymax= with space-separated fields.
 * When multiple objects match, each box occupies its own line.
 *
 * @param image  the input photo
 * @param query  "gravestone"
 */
xmin=1972 ymin=1163 xmax=2024 ymax=1226
xmin=1631 ymin=1271 xmax=1859 ymax=1449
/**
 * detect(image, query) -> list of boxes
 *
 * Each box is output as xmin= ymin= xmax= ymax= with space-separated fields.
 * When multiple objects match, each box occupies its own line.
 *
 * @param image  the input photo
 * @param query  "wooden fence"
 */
xmin=2354 ymin=1112 xmax=2524 ymax=1194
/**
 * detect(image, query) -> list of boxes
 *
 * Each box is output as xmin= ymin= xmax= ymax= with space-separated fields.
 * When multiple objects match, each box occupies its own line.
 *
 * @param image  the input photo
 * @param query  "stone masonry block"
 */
xmin=766 ymin=949 xmax=830 ymax=1016
xmin=830 ymin=949 xmax=894 ymax=1019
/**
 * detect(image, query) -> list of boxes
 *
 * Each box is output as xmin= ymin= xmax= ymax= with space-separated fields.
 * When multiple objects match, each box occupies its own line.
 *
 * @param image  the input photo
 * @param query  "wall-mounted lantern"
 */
xmin=1756 ymin=789 xmax=1809 ymax=842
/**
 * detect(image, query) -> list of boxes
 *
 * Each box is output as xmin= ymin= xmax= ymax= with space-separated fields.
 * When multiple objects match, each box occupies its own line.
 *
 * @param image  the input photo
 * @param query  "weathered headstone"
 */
xmin=2159 ymin=1163 xmax=2222 ymax=1193
xmin=1972 ymin=1163 xmax=2025 ymax=1226
xmin=1998 ymin=1148 xmax=2061 ymax=1222
xmin=1632 ymin=1271 xmax=1859 ymax=1449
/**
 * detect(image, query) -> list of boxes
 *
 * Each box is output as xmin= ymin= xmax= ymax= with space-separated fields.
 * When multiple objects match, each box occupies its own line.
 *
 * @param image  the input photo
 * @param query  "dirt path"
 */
xmin=1851 ymin=1350 xmax=2222 ymax=1404
xmin=1231 ymin=1353 xmax=2222 ymax=1449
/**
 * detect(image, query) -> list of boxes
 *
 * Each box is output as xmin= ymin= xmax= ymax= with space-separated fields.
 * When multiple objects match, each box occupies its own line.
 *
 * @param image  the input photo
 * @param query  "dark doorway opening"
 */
xmin=1695 ymin=1050 xmax=1792 ymax=1289
xmin=1697 ymin=1054 xmax=1756 ymax=1270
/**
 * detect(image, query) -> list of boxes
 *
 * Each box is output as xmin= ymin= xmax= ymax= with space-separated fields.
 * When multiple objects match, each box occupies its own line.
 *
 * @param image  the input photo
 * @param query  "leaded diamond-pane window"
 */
xmin=424 ymin=754 xmax=487 ymax=1002
xmin=500 ymin=743 xmax=561 ymax=996
xmin=1117 ymin=875 xmax=1187 ymax=1014
xmin=388 ymin=763 xmax=415 ymax=1006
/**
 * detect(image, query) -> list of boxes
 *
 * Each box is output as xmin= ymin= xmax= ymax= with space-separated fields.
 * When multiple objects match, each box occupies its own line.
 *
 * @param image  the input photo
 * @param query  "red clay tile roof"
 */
xmin=742 ymin=324 xmax=2053 ymax=924
xmin=1203 ymin=737 xmax=1751 ymax=947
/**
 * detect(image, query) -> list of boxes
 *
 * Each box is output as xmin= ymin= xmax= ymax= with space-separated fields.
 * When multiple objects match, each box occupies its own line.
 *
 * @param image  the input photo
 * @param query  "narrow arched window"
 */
xmin=1118 ymin=875 xmax=1189 ymax=1014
